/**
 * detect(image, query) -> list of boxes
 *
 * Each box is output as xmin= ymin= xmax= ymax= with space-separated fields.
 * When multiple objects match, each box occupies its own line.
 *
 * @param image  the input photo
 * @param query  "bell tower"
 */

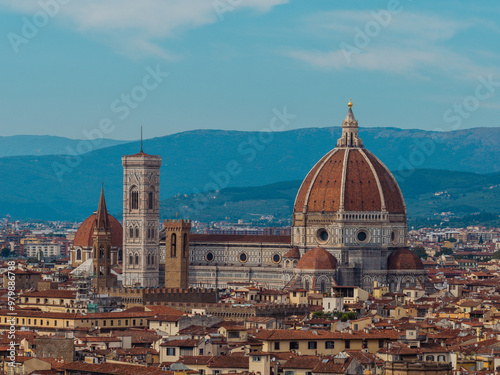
xmin=164 ymin=219 xmax=191 ymax=289
xmin=122 ymin=144 xmax=161 ymax=287
xmin=92 ymin=186 xmax=115 ymax=289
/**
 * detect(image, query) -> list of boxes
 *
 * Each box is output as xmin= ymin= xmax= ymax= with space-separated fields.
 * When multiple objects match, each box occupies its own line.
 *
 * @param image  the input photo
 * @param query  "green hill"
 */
xmin=160 ymin=169 xmax=500 ymax=227
xmin=1 ymin=126 xmax=500 ymax=220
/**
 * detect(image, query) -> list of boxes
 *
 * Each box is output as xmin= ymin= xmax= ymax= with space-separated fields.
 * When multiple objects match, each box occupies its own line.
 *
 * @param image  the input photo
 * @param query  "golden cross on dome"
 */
xmin=348 ymin=98 xmax=353 ymax=109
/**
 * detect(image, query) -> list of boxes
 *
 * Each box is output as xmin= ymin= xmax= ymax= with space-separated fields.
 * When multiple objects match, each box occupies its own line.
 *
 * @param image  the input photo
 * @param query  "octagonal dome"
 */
xmin=293 ymin=101 xmax=405 ymax=216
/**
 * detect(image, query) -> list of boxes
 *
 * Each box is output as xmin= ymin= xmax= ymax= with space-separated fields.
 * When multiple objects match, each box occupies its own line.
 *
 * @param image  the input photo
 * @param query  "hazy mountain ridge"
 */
xmin=160 ymin=170 xmax=500 ymax=225
xmin=0 ymin=135 xmax=129 ymax=157
xmin=0 ymin=126 xmax=499 ymax=220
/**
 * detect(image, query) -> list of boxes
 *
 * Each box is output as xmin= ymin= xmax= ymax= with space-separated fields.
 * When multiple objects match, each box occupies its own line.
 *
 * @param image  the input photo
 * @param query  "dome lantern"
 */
xmin=337 ymin=98 xmax=363 ymax=148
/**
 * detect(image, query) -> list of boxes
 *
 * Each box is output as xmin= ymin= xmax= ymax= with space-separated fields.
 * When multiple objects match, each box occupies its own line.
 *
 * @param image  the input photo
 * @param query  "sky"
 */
xmin=0 ymin=0 xmax=499 ymax=140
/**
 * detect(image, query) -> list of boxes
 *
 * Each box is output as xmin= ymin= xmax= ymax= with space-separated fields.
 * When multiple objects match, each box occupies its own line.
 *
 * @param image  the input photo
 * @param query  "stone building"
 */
xmin=122 ymin=148 xmax=161 ymax=287
xmin=180 ymin=100 xmax=426 ymax=292
xmin=71 ymin=100 xmax=426 ymax=294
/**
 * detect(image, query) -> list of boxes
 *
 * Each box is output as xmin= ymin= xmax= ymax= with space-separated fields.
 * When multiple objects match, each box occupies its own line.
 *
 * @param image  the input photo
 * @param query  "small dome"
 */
xmin=73 ymin=213 xmax=123 ymax=248
xmin=296 ymin=247 xmax=337 ymax=270
xmin=387 ymin=248 xmax=424 ymax=270
xmin=284 ymin=247 xmax=301 ymax=259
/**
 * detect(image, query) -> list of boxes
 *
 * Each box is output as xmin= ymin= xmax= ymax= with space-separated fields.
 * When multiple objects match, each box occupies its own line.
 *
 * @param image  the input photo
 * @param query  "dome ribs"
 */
xmin=344 ymin=150 xmax=381 ymax=211
xmin=306 ymin=149 xmax=345 ymax=212
xmin=293 ymin=151 xmax=334 ymax=213
xmin=364 ymin=150 xmax=406 ymax=214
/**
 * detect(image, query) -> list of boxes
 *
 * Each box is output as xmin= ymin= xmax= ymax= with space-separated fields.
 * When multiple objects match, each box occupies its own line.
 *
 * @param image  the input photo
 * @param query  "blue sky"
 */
xmin=0 ymin=0 xmax=499 ymax=140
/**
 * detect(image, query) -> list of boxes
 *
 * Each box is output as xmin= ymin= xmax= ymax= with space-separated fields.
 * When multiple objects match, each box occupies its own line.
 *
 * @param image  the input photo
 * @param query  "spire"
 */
xmin=96 ymin=184 xmax=110 ymax=230
xmin=337 ymin=98 xmax=363 ymax=148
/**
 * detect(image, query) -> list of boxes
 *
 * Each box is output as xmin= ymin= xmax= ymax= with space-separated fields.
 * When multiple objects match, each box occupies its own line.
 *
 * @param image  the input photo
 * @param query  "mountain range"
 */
xmin=0 ymin=135 xmax=127 ymax=157
xmin=0 ymin=126 xmax=499 ymax=221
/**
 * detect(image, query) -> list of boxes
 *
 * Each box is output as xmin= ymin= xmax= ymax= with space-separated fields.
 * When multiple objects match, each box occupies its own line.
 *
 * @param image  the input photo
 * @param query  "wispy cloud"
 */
xmin=0 ymin=0 xmax=288 ymax=59
xmin=285 ymin=10 xmax=500 ymax=80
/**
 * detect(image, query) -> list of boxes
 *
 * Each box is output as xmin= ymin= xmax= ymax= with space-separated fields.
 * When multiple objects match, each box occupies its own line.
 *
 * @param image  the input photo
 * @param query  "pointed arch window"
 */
xmin=129 ymin=227 xmax=134 ymax=239
xmin=130 ymin=186 xmax=139 ymax=210
xmin=135 ymin=255 xmax=139 ymax=266
xmin=135 ymin=227 xmax=140 ymax=239
xmin=99 ymin=245 xmax=104 ymax=259
xmin=76 ymin=248 xmax=82 ymax=261
xmin=148 ymin=187 xmax=155 ymax=210
xmin=320 ymin=280 xmax=326 ymax=293
xmin=171 ymin=233 xmax=177 ymax=258
xmin=129 ymin=255 xmax=133 ymax=268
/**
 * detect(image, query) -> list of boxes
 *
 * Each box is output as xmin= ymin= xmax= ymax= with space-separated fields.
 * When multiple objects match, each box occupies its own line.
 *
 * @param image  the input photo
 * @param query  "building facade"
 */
xmin=122 ymin=149 xmax=161 ymax=287
xmin=181 ymin=101 xmax=427 ymax=292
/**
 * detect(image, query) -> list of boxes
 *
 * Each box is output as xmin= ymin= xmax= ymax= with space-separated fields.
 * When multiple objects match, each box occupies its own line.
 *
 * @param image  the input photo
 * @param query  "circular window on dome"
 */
xmin=239 ymin=252 xmax=248 ymax=263
xmin=356 ymin=230 xmax=369 ymax=243
xmin=317 ymin=229 xmax=329 ymax=243
xmin=205 ymin=252 xmax=214 ymax=262
xmin=272 ymin=253 xmax=281 ymax=264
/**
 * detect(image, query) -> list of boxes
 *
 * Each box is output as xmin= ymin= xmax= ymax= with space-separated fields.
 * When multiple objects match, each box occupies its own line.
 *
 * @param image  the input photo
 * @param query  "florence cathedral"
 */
xmin=69 ymin=100 xmax=426 ymax=293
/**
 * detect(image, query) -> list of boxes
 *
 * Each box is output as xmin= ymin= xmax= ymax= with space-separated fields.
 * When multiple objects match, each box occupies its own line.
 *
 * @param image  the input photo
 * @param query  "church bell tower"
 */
xmin=92 ymin=186 xmax=115 ymax=289
xmin=122 ymin=144 xmax=161 ymax=287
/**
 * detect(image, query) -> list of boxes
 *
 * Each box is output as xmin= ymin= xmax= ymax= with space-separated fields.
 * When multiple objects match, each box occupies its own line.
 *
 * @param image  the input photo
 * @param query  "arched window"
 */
xmin=147 ymin=228 xmax=151 ymax=239
xmin=320 ymin=280 xmax=326 ymax=293
xmin=135 ymin=255 xmax=139 ymax=265
xmin=426 ymin=355 xmax=434 ymax=361
xmin=129 ymin=255 xmax=133 ymax=267
xmin=135 ymin=227 xmax=140 ymax=238
xmin=118 ymin=249 xmax=123 ymax=262
xmin=130 ymin=187 xmax=139 ymax=210
xmin=183 ymin=233 xmax=188 ymax=258
xmin=171 ymin=234 xmax=177 ymax=258
xmin=148 ymin=187 xmax=155 ymax=210
xmin=304 ymin=280 xmax=309 ymax=291
xmin=76 ymin=248 xmax=82 ymax=260
xmin=99 ymin=245 xmax=104 ymax=259
xmin=129 ymin=227 xmax=134 ymax=239
xmin=147 ymin=254 xmax=150 ymax=265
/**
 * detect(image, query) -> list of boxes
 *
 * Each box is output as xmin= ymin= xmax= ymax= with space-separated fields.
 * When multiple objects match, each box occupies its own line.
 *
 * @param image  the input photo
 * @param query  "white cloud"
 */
xmin=0 ymin=0 xmax=288 ymax=59
xmin=286 ymin=10 xmax=500 ymax=80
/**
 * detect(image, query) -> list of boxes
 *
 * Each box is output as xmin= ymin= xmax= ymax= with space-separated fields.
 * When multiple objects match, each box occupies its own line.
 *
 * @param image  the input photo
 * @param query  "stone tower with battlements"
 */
xmin=164 ymin=219 xmax=191 ymax=289
xmin=122 ymin=149 xmax=161 ymax=287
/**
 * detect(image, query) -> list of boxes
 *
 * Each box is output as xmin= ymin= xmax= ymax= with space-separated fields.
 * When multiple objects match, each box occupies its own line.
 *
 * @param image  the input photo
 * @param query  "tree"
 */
xmin=1 ymin=247 xmax=11 ymax=258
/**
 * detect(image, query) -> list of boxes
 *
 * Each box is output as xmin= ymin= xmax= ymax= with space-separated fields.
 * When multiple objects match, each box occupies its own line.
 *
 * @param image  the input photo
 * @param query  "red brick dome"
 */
xmin=293 ymin=102 xmax=405 ymax=217
xmin=296 ymin=247 xmax=337 ymax=270
xmin=294 ymin=148 xmax=405 ymax=215
xmin=73 ymin=213 xmax=123 ymax=248
xmin=387 ymin=248 xmax=424 ymax=270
